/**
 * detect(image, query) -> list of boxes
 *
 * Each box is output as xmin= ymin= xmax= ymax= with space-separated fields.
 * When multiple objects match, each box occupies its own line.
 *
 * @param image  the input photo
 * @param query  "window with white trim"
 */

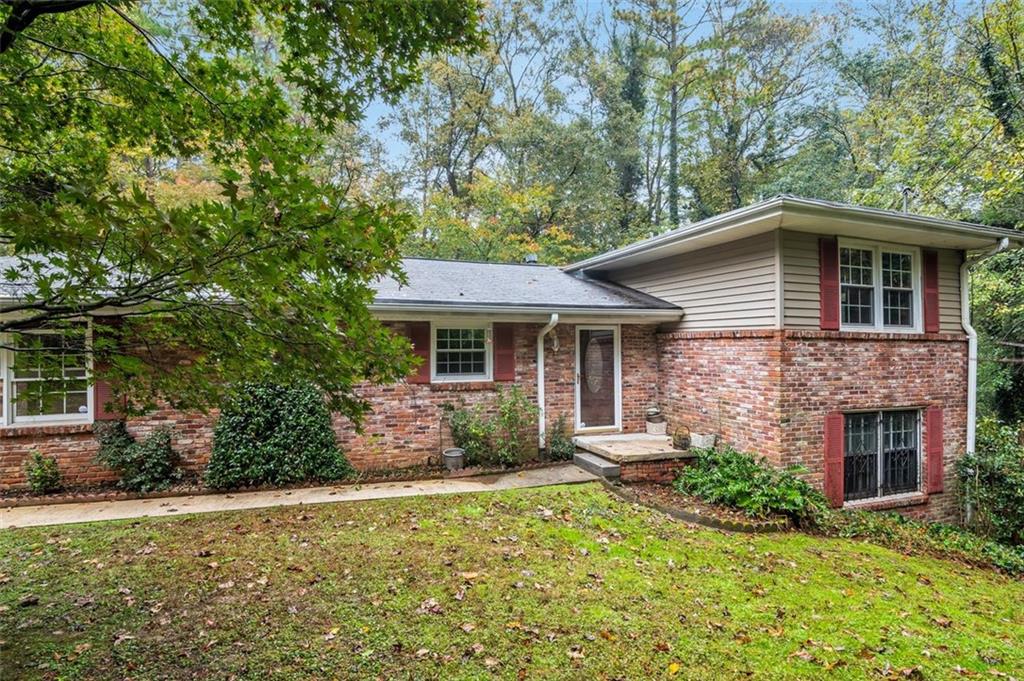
xmin=844 ymin=410 xmax=920 ymax=502
xmin=839 ymin=242 xmax=921 ymax=331
xmin=432 ymin=324 xmax=492 ymax=381
xmin=1 ymin=325 xmax=92 ymax=425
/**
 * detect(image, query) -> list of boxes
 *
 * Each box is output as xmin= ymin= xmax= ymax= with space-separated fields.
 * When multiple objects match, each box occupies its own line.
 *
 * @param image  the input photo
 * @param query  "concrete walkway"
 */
xmin=1 ymin=464 xmax=597 ymax=529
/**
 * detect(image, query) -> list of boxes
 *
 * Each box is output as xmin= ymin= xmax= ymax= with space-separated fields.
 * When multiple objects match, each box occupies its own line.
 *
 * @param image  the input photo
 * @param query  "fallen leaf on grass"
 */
xmin=416 ymin=598 xmax=444 ymax=615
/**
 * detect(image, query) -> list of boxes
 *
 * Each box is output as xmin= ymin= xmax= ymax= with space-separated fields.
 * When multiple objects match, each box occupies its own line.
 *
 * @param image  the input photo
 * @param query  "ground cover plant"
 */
xmin=673 ymin=447 xmax=826 ymax=521
xmin=2 ymin=484 xmax=1021 ymax=680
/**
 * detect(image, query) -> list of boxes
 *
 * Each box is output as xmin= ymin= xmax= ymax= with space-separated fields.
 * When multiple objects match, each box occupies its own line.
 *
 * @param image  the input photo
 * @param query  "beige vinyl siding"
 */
xmin=609 ymin=232 xmax=778 ymax=330
xmin=781 ymin=230 xmax=820 ymax=329
xmin=937 ymin=249 xmax=963 ymax=333
xmin=781 ymin=229 xmax=964 ymax=333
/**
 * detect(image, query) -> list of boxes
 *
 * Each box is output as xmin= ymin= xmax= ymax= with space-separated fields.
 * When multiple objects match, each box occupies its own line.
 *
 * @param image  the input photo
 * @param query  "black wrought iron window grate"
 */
xmin=844 ymin=410 xmax=920 ymax=502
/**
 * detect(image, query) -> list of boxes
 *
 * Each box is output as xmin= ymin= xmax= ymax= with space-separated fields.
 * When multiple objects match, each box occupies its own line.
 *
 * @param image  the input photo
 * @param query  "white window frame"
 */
xmin=429 ymin=321 xmax=493 ymax=383
xmin=0 ymin=323 xmax=94 ymax=427
xmin=574 ymin=324 xmax=622 ymax=433
xmin=838 ymin=238 xmax=922 ymax=333
xmin=843 ymin=408 xmax=923 ymax=504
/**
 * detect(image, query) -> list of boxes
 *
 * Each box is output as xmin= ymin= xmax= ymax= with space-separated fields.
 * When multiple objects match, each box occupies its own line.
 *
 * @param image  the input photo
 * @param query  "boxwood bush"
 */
xmin=205 ymin=381 xmax=353 ymax=489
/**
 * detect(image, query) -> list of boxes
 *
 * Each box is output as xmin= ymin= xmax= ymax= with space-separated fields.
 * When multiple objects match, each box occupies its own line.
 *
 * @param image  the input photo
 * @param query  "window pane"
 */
xmin=882 ymin=410 xmax=919 ymax=495
xmin=883 ymin=289 xmax=913 ymax=326
xmin=435 ymin=328 xmax=487 ymax=378
xmin=881 ymin=251 xmax=914 ymax=328
xmin=841 ymin=286 xmax=874 ymax=325
xmin=840 ymin=248 xmax=873 ymax=285
xmin=841 ymin=248 xmax=875 ymax=326
xmin=844 ymin=413 xmax=878 ymax=501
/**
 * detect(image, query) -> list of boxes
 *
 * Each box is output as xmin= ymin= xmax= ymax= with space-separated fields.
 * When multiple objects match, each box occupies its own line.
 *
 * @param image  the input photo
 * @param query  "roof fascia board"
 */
xmin=780 ymin=197 xmax=1024 ymax=243
xmin=370 ymin=303 xmax=682 ymax=321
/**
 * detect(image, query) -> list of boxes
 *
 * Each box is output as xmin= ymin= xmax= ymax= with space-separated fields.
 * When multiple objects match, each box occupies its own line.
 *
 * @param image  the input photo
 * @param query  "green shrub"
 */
xmin=205 ymin=381 xmax=353 ymax=489
xmin=24 ymin=451 xmax=62 ymax=495
xmin=545 ymin=413 xmax=576 ymax=461
xmin=95 ymin=421 xmax=181 ymax=492
xmin=443 ymin=403 xmax=494 ymax=466
xmin=493 ymin=386 xmax=538 ymax=466
xmin=956 ymin=417 xmax=1024 ymax=545
xmin=673 ymin=446 xmax=826 ymax=520
xmin=444 ymin=386 xmax=539 ymax=467
xmin=812 ymin=508 xmax=1024 ymax=575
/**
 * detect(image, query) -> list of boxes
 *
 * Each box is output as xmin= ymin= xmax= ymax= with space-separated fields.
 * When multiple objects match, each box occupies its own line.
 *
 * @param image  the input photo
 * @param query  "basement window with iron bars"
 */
xmin=0 ymin=324 xmax=92 ymax=426
xmin=843 ymin=409 xmax=921 ymax=502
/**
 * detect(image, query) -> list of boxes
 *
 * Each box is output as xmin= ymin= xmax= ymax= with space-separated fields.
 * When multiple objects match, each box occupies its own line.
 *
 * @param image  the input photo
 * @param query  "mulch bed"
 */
xmin=0 ymin=459 xmax=570 ymax=508
xmin=611 ymin=481 xmax=791 ymax=533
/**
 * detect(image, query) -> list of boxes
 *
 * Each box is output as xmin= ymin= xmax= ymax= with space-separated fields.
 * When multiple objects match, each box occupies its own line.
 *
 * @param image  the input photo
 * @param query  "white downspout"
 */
xmin=537 ymin=313 xmax=559 ymax=449
xmin=961 ymin=237 xmax=1010 ymax=455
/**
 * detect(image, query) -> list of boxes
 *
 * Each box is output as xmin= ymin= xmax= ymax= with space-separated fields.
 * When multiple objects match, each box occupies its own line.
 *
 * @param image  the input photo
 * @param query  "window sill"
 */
xmin=429 ymin=381 xmax=497 ymax=392
xmin=0 ymin=421 xmax=95 ymax=438
xmin=844 ymin=491 xmax=928 ymax=512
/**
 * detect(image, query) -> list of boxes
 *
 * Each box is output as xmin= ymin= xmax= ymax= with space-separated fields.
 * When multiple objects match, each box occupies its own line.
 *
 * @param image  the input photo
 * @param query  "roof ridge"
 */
xmin=402 ymin=256 xmax=557 ymax=268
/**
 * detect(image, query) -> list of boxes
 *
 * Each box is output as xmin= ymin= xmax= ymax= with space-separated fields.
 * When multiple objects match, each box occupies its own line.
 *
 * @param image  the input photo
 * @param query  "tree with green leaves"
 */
xmin=0 ymin=1 xmax=481 ymax=421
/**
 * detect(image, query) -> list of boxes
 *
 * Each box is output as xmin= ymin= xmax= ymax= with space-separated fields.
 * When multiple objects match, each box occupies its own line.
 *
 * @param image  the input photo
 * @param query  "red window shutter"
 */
xmin=824 ymin=412 xmax=845 ymax=508
xmin=923 ymin=250 xmax=940 ymax=333
xmin=819 ymin=237 xmax=840 ymax=330
xmin=93 ymin=379 xmax=120 ymax=421
xmin=926 ymin=406 xmax=945 ymax=493
xmin=405 ymin=322 xmax=431 ymax=384
xmin=92 ymin=317 xmax=124 ymax=421
xmin=493 ymin=323 xmax=516 ymax=381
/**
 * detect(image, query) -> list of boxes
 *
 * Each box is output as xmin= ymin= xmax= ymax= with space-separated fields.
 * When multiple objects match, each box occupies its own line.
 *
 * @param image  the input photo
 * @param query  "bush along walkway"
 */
xmin=1 ymin=464 xmax=596 ymax=529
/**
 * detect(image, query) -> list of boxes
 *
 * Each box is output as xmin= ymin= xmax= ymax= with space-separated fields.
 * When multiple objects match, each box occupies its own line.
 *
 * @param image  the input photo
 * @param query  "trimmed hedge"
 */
xmin=205 ymin=381 xmax=353 ymax=489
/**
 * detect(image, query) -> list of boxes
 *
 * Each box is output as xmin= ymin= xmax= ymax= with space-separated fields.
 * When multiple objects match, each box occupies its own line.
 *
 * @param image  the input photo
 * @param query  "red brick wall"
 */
xmin=0 ymin=411 xmax=215 ymax=489
xmin=655 ymin=328 xmax=968 ymax=522
xmin=656 ymin=330 xmax=784 ymax=463
xmin=1 ymin=322 xmax=661 ymax=490
xmin=339 ymin=322 xmax=660 ymax=471
xmin=779 ymin=330 xmax=968 ymax=523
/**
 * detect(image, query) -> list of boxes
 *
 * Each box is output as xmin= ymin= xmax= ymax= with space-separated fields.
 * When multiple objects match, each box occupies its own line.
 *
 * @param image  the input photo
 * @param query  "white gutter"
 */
xmin=536 ymin=313 xmax=559 ymax=449
xmin=961 ymin=237 xmax=1011 ymax=454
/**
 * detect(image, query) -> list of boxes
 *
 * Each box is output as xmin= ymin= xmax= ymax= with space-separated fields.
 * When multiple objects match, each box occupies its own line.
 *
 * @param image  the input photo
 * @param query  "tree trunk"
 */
xmin=668 ymin=19 xmax=680 ymax=228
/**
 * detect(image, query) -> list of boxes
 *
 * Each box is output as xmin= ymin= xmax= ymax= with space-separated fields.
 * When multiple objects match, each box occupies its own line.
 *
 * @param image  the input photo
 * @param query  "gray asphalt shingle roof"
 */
xmin=372 ymin=258 xmax=679 ymax=311
xmin=1 ymin=255 xmax=679 ymax=312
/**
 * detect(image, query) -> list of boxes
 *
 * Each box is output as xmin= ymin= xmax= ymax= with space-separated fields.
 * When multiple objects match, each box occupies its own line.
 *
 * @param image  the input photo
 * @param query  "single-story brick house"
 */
xmin=2 ymin=196 xmax=1021 ymax=520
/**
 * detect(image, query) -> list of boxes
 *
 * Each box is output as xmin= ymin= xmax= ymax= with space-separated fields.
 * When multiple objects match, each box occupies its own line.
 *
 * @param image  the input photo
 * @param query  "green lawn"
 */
xmin=2 ymin=483 xmax=1021 ymax=680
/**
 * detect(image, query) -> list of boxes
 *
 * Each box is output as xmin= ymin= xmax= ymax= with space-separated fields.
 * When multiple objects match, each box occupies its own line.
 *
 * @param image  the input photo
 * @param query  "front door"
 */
xmin=575 ymin=326 xmax=619 ymax=431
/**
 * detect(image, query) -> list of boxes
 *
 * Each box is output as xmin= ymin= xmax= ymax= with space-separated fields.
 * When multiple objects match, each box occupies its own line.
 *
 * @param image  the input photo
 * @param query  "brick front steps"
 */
xmin=572 ymin=433 xmax=697 ymax=484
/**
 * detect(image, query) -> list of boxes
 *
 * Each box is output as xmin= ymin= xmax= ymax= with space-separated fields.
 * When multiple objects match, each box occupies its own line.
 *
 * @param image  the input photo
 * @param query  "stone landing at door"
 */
xmin=572 ymin=434 xmax=696 ymax=484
